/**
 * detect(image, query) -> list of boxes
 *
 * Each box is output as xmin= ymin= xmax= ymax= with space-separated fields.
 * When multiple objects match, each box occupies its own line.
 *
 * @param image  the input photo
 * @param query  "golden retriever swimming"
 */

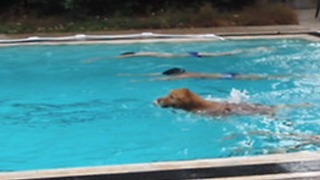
xmin=155 ymin=88 xmax=276 ymax=116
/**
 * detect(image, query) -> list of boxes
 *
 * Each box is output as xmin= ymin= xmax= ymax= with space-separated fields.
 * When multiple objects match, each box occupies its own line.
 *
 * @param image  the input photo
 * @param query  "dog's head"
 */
xmin=155 ymin=88 xmax=205 ymax=111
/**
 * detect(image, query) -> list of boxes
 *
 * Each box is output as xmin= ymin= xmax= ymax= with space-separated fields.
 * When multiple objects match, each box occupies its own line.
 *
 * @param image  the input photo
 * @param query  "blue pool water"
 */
xmin=1 ymin=38 xmax=320 ymax=171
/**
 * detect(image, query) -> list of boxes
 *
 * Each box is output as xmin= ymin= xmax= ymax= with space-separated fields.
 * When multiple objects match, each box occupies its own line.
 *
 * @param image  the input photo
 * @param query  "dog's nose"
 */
xmin=154 ymin=98 xmax=162 ymax=106
xmin=153 ymin=99 xmax=160 ymax=105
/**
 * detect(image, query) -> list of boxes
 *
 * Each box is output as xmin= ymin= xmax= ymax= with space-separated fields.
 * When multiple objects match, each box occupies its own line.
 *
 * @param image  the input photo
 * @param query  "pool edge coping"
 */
xmin=0 ymin=32 xmax=319 ymax=47
xmin=1 ymin=151 xmax=320 ymax=179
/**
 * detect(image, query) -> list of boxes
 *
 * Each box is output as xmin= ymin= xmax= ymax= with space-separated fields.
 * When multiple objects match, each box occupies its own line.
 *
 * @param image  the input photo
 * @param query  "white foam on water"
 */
xmin=227 ymin=88 xmax=250 ymax=104
xmin=205 ymin=88 xmax=250 ymax=104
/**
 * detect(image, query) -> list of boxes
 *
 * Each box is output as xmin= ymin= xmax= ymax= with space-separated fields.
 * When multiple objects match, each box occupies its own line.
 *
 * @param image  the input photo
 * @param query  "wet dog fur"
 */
xmin=155 ymin=88 xmax=275 ymax=116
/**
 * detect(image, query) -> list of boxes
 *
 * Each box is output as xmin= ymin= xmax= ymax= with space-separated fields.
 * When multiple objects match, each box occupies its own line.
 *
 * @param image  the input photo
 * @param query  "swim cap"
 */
xmin=162 ymin=68 xmax=186 ymax=76
xmin=222 ymin=73 xmax=239 ymax=79
xmin=120 ymin=52 xmax=135 ymax=56
xmin=188 ymin=52 xmax=202 ymax=58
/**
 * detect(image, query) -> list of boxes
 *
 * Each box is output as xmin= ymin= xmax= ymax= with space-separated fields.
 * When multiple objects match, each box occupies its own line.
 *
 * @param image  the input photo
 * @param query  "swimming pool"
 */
xmin=1 ymin=37 xmax=320 ymax=172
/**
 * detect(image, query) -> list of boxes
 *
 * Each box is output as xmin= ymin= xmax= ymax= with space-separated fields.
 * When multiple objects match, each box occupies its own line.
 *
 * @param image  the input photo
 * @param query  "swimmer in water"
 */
xmin=83 ymin=51 xmax=186 ymax=63
xmin=117 ymin=50 xmax=242 ymax=59
xmin=119 ymin=67 xmax=289 ymax=81
xmin=83 ymin=47 xmax=273 ymax=63
xmin=118 ymin=47 xmax=275 ymax=59
xmin=118 ymin=52 xmax=178 ymax=58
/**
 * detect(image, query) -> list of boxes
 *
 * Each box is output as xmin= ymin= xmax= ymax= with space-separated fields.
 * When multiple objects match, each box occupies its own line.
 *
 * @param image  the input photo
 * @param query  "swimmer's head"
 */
xmin=188 ymin=52 xmax=202 ymax=58
xmin=120 ymin=52 xmax=135 ymax=56
xmin=162 ymin=68 xmax=186 ymax=76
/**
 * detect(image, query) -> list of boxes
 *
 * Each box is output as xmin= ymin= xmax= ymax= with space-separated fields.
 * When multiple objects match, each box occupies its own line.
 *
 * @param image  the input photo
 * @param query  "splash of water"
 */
xmin=205 ymin=88 xmax=250 ymax=104
xmin=227 ymin=88 xmax=250 ymax=104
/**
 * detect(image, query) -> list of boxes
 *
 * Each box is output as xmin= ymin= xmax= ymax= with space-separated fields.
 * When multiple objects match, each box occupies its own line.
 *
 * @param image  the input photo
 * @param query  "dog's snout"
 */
xmin=154 ymin=98 xmax=162 ymax=106
xmin=158 ymin=98 xmax=164 ymax=104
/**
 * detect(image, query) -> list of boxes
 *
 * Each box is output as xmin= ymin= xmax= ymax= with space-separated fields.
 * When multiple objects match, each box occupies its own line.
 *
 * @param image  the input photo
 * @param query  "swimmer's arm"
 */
xmin=237 ymin=74 xmax=292 ymax=80
xmin=149 ymin=76 xmax=187 ymax=81
xmin=152 ymin=74 xmax=224 ymax=80
xmin=117 ymin=54 xmax=137 ymax=59
xmin=147 ymin=52 xmax=187 ymax=58
xmin=116 ymin=52 xmax=153 ymax=59
xmin=148 ymin=73 xmax=215 ymax=80
xmin=152 ymin=53 xmax=176 ymax=58
xmin=117 ymin=73 xmax=160 ymax=77
xmin=129 ymin=76 xmax=183 ymax=83
xmin=200 ymin=50 xmax=242 ymax=57
xmin=118 ymin=52 xmax=178 ymax=58
xmin=199 ymin=74 xmax=224 ymax=79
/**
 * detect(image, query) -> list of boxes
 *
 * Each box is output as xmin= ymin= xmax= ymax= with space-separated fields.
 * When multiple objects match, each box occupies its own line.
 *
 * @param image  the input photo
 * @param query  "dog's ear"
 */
xmin=170 ymin=88 xmax=190 ymax=97
xmin=184 ymin=89 xmax=196 ymax=98
xmin=180 ymin=88 xmax=191 ymax=94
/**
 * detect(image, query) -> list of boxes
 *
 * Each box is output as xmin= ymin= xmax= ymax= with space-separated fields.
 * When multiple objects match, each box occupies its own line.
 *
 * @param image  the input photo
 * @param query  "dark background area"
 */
xmin=0 ymin=0 xmax=299 ymax=34
xmin=0 ymin=0 xmax=257 ymax=19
